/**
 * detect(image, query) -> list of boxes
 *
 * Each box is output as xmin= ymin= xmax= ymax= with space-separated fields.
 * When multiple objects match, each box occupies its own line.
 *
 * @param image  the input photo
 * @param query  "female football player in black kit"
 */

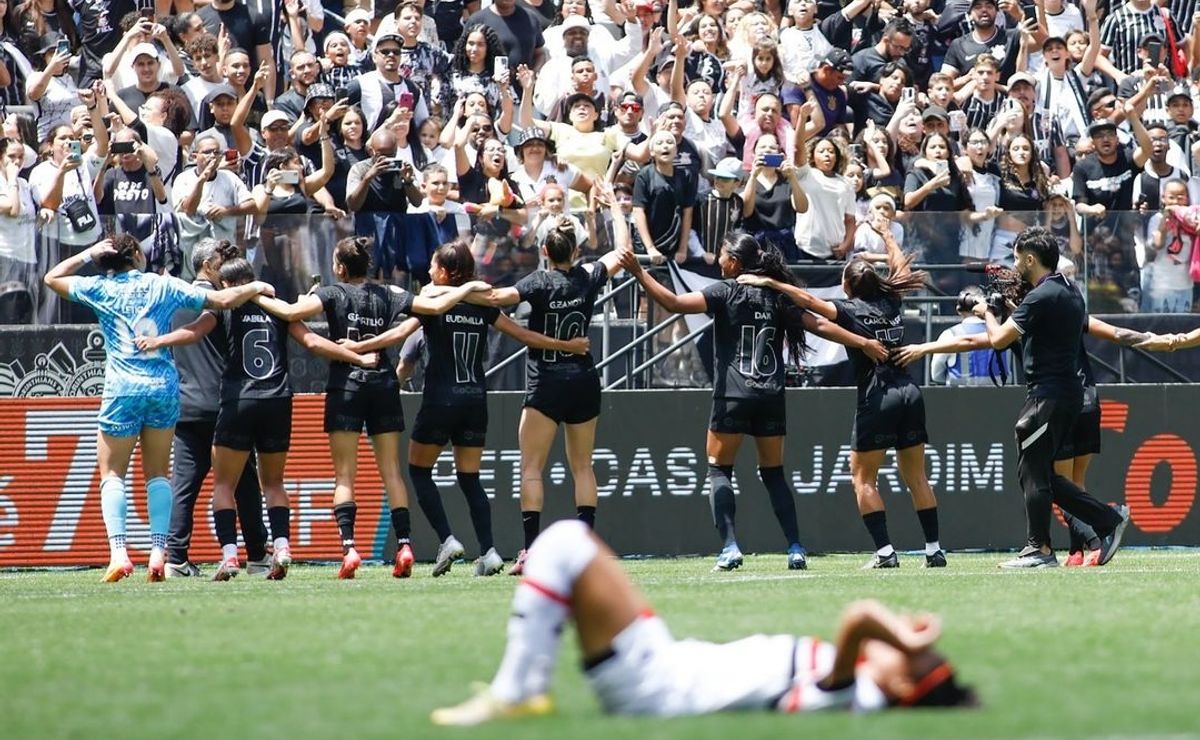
xmin=736 ymin=229 xmax=942 ymax=569
xmin=252 ymin=237 xmax=491 ymax=579
xmin=470 ymin=192 xmax=630 ymax=575
xmin=138 ymin=258 xmax=380 ymax=581
xmin=340 ymin=240 xmax=592 ymax=577
xmin=619 ymin=233 xmax=889 ymax=571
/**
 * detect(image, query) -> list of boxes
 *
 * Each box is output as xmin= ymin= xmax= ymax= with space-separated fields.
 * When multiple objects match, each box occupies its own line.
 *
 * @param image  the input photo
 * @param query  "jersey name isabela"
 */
xmin=217 ymin=302 xmax=292 ymax=402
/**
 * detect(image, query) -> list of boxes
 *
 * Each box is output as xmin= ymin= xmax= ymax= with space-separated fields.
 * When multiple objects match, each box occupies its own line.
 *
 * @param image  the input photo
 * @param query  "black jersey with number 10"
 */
xmin=317 ymin=283 xmax=414 ymax=392
xmin=702 ymin=280 xmax=792 ymax=399
xmin=420 ymin=303 xmax=502 ymax=405
xmin=515 ymin=264 xmax=608 ymax=384
xmin=217 ymin=303 xmax=292 ymax=402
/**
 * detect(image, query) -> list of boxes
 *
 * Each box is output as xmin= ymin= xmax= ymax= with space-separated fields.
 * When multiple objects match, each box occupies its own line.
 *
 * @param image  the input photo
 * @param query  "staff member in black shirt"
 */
xmin=252 ymin=236 xmax=491 ymax=579
xmin=974 ymin=227 xmax=1130 ymax=568
xmin=340 ymin=240 xmax=590 ymax=578
xmin=622 ymin=233 xmax=886 ymax=572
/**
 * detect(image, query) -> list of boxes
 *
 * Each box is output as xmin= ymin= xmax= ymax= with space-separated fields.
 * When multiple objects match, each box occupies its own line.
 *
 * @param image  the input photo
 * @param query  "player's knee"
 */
xmin=524 ymin=520 xmax=599 ymax=591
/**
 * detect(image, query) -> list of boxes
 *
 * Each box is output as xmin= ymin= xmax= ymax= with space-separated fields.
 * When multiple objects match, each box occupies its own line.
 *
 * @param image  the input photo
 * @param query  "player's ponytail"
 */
xmin=842 ymin=256 xmax=927 ymax=302
xmin=542 ymin=216 xmax=578 ymax=265
xmin=334 ymin=236 xmax=372 ymax=279
xmin=217 ymin=257 xmax=255 ymax=287
xmin=97 ymin=233 xmax=142 ymax=273
xmin=433 ymin=239 xmax=476 ymax=286
xmin=213 ymin=240 xmax=239 ymax=263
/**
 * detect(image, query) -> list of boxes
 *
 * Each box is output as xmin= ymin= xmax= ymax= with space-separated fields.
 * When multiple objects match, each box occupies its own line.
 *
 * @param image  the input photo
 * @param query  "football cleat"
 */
xmin=246 ymin=555 xmax=272 ymax=578
xmin=1082 ymin=549 xmax=1102 ymax=567
xmin=268 ymin=547 xmax=292 ymax=580
xmin=998 ymin=548 xmax=1058 ymax=569
xmin=102 ymin=557 xmax=134 ymax=583
xmin=165 ymin=560 xmax=202 ymax=578
xmin=1097 ymin=504 xmax=1131 ymax=566
xmin=862 ymin=552 xmax=900 ymax=570
xmin=147 ymin=549 xmax=166 ymax=582
xmin=432 ymin=536 xmax=466 ymax=578
xmin=339 ymin=549 xmax=362 ymax=580
xmin=393 ymin=543 xmax=415 ymax=579
xmin=925 ymin=550 xmax=947 ymax=568
xmin=787 ymin=544 xmax=808 ymax=571
xmin=474 ymin=547 xmax=505 ymax=577
xmin=430 ymin=684 xmax=554 ymax=727
xmin=509 ymin=549 xmax=529 ymax=576
xmin=1063 ymin=551 xmax=1084 ymax=568
xmin=713 ymin=544 xmax=744 ymax=572
xmin=212 ymin=556 xmax=241 ymax=581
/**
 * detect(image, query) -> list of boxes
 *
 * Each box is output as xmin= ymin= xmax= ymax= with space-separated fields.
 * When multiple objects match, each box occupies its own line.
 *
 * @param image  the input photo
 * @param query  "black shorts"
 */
xmin=709 ymin=396 xmax=786 ymax=437
xmin=852 ymin=382 xmax=929 ymax=452
xmin=523 ymin=373 xmax=601 ymax=425
xmin=324 ymin=386 xmax=405 ymax=436
xmin=411 ymin=402 xmax=489 ymax=447
xmin=1055 ymin=403 xmax=1101 ymax=460
xmin=214 ymin=397 xmax=293 ymax=453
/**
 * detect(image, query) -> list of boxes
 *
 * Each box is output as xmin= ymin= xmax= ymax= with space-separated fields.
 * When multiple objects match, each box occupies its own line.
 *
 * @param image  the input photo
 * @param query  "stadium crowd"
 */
xmin=2 ymin=0 xmax=1200 ymax=323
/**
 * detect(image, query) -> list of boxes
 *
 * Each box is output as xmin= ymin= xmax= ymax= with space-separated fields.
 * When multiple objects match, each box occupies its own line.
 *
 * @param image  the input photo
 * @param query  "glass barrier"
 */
xmin=3 ymin=209 xmax=1185 ymax=327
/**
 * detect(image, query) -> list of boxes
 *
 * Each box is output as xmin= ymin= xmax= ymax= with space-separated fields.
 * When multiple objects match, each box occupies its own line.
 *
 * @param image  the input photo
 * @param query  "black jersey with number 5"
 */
xmin=832 ymin=295 xmax=913 ymax=398
xmin=317 ymin=282 xmax=414 ymax=392
xmin=217 ymin=303 xmax=291 ymax=402
xmin=420 ymin=302 xmax=502 ymax=405
xmin=702 ymin=280 xmax=790 ymax=399
xmin=515 ymin=264 xmax=607 ymax=384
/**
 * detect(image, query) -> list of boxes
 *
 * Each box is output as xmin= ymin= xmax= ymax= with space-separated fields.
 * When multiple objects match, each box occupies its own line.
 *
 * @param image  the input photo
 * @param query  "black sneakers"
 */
xmin=998 ymin=546 xmax=1059 ymax=569
xmin=925 ymin=550 xmax=947 ymax=568
xmin=1098 ymin=504 xmax=1131 ymax=566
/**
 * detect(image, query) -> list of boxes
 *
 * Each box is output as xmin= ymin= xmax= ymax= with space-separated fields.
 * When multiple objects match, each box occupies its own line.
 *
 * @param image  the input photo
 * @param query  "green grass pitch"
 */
xmin=3 ymin=551 xmax=1199 ymax=740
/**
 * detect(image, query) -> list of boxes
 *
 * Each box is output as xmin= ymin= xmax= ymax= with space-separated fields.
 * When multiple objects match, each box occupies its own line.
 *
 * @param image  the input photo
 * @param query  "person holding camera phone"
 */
xmin=173 ymin=133 xmax=258 ymax=249
xmin=26 ymin=33 xmax=81 ymax=142
xmin=96 ymin=127 xmax=178 ymax=274
xmin=346 ymin=127 xmax=425 ymax=283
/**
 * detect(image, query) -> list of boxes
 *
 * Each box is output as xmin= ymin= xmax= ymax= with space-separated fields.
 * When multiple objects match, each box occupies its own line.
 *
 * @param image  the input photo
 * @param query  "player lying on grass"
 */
xmin=431 ymin=521 xmax=977 ymax=726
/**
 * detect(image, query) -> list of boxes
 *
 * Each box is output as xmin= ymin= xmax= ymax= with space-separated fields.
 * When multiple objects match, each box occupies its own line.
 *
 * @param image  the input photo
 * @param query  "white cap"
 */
xmin=130 ymin=43 xmax=159 ymax=62
xmin=345 ymin=8 xmax=372 ymax=24
xmin=560 ymin=15 xmax=592 ymax=32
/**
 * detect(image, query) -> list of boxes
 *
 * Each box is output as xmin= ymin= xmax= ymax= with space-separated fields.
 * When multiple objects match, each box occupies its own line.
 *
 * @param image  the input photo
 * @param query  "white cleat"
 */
xmin=432 ymin=535 xmax=466 ymax=578
xmin=473 ymin=547 xmax=505 ymax=576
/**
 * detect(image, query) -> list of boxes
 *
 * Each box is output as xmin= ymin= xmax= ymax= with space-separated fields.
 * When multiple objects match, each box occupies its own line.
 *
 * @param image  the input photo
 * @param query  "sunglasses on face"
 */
xmin=377 ymin=48 xmax=401 ymax=57
xmin=619 ymin=103 xmax=643 ymax=111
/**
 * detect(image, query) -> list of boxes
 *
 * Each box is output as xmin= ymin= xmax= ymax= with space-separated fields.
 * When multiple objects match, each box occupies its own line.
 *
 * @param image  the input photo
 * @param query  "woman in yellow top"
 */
xmin=516 ymin=64 xmax=642 ymax=209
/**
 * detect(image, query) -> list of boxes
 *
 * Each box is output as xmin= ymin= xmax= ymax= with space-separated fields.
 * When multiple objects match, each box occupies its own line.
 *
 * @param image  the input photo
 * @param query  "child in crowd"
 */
xmin=414 ymin=162 xmax=471 ymax=244
xmin=693 ymin=156 xmax=746 ymax=266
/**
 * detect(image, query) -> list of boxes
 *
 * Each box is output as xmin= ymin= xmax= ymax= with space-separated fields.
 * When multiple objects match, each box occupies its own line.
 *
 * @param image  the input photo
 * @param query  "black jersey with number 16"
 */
xmin=317 ymin=282 xmax=414 ymax=392
xmin=217 ymin=303 xmax=292 ymax=402
xmin=420 ymin=303 xmax=502 ymax=405
xmin=515 ymin=264 xmax=607 ymax=384
xmin=702 ymin=280 xmax=791 ymax=399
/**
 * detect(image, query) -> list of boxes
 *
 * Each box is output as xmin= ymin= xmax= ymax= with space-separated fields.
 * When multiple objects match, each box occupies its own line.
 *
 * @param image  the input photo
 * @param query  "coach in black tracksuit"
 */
xmin=975 ymin=227 xmax=1129 ymax=569
xmin=165 ymin=241 xmax=268 ymax=577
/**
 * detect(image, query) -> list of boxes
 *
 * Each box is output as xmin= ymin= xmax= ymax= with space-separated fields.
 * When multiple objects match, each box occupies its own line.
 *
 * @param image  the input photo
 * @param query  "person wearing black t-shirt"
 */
xmin=140 ymin=257 xmax=378 ymax=581
xmin=340 ymin=240 xmax=590 ymax=578
xmin=743 ymin=231 xmax=946 ymax=569
xmin=476 ymin=196 xmax=628 ymax=575
xmin=974 ymin=227 xmax=1130 ymax=569
xmin=622 ymin=233 xmax=887 ymax=572
xmin=253 ymin=236 xmax=491 ymax=579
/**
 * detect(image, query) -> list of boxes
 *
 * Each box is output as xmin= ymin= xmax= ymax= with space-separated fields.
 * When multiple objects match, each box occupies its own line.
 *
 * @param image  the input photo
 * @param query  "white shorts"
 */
xmin=585 ymin=616 xmax=873 ymax=716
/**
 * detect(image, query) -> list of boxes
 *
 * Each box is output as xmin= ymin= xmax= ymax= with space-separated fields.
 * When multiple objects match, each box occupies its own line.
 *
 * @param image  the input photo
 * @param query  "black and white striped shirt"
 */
xmin=695 ymin=191 xmax=743 ymax=255
xmin=1100 ymin=2 xmax=1181 ymax=75
xmin=242 ymin=141 xmax=316 ymax=190
xmin=963 ymin=92 xmax=1008 ymax=132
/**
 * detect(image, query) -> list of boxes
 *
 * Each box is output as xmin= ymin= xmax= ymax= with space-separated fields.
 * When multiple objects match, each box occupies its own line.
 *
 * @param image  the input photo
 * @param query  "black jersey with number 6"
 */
xmin=832 ymin=295 xmax=913 ymax=398
xmin=515 ymin=264 xmax=607 ymax=385
xmin=217 ymin=303 xmax=292 ymax=402
xmin=420 ymin=303 xmax=502 ymax=405
xmin=317 ymin=282 xmax=414 ymax=392
xmin=702 ymin=280 xmax=791 ymax=399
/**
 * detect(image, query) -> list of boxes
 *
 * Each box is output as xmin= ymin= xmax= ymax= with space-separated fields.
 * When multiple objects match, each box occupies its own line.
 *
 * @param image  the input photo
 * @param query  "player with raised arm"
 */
xmin=431 ymin=521 xmax=976 ymax=726
xmin=620 ymin=233 xmax=889 ymax=571
xmin=736 ymin=229 xmax=944 ymax=569
xmin=42 ymin=235 xmax=273 ymax=582
xmin=474 ymin=190 xmax=630 ymax=575
xmin=136 ymin=258 xmax=380 ymax=581
xmin=252 ymin=237 xmax=491 ymax=579
xmin=339 ymin=240 xmax=592 ymax=577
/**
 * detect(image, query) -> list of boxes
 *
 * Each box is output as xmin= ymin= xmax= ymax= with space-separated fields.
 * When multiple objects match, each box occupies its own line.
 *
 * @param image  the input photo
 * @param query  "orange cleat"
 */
xmin=393 ymin=543 xmax=414 ymax=578
xmin=509 ymin=549 xmax=528 ymax=576
xmin=102 ymin=558 xmax=134 ymax=583
xmin=1082 ymin=549 xmax=1102 ymax=567
xmin=1063 ymin=551 xmax=1084 ymax=567
xmin=147 ymin=550 xmax=166 ymax=582
xmin=339 ymin=548 xmax=362 ymax=579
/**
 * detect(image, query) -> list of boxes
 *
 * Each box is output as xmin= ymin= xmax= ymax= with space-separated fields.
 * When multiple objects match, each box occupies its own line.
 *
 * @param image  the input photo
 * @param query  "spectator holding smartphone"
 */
xmin=173 ymin=134 xmax=257 ymax=247
xmin=346 ymin=127 xmax=423 ymax=283
xmin=96 ymin=127 xmax=177 ymax=274
xmin=26 ymin=33 xmax=78 ymax=142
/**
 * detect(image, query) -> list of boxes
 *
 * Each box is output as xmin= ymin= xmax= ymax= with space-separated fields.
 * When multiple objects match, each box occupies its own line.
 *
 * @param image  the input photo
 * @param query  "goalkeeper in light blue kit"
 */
xmin=43 ymin=235 xmax=273 ymax=582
